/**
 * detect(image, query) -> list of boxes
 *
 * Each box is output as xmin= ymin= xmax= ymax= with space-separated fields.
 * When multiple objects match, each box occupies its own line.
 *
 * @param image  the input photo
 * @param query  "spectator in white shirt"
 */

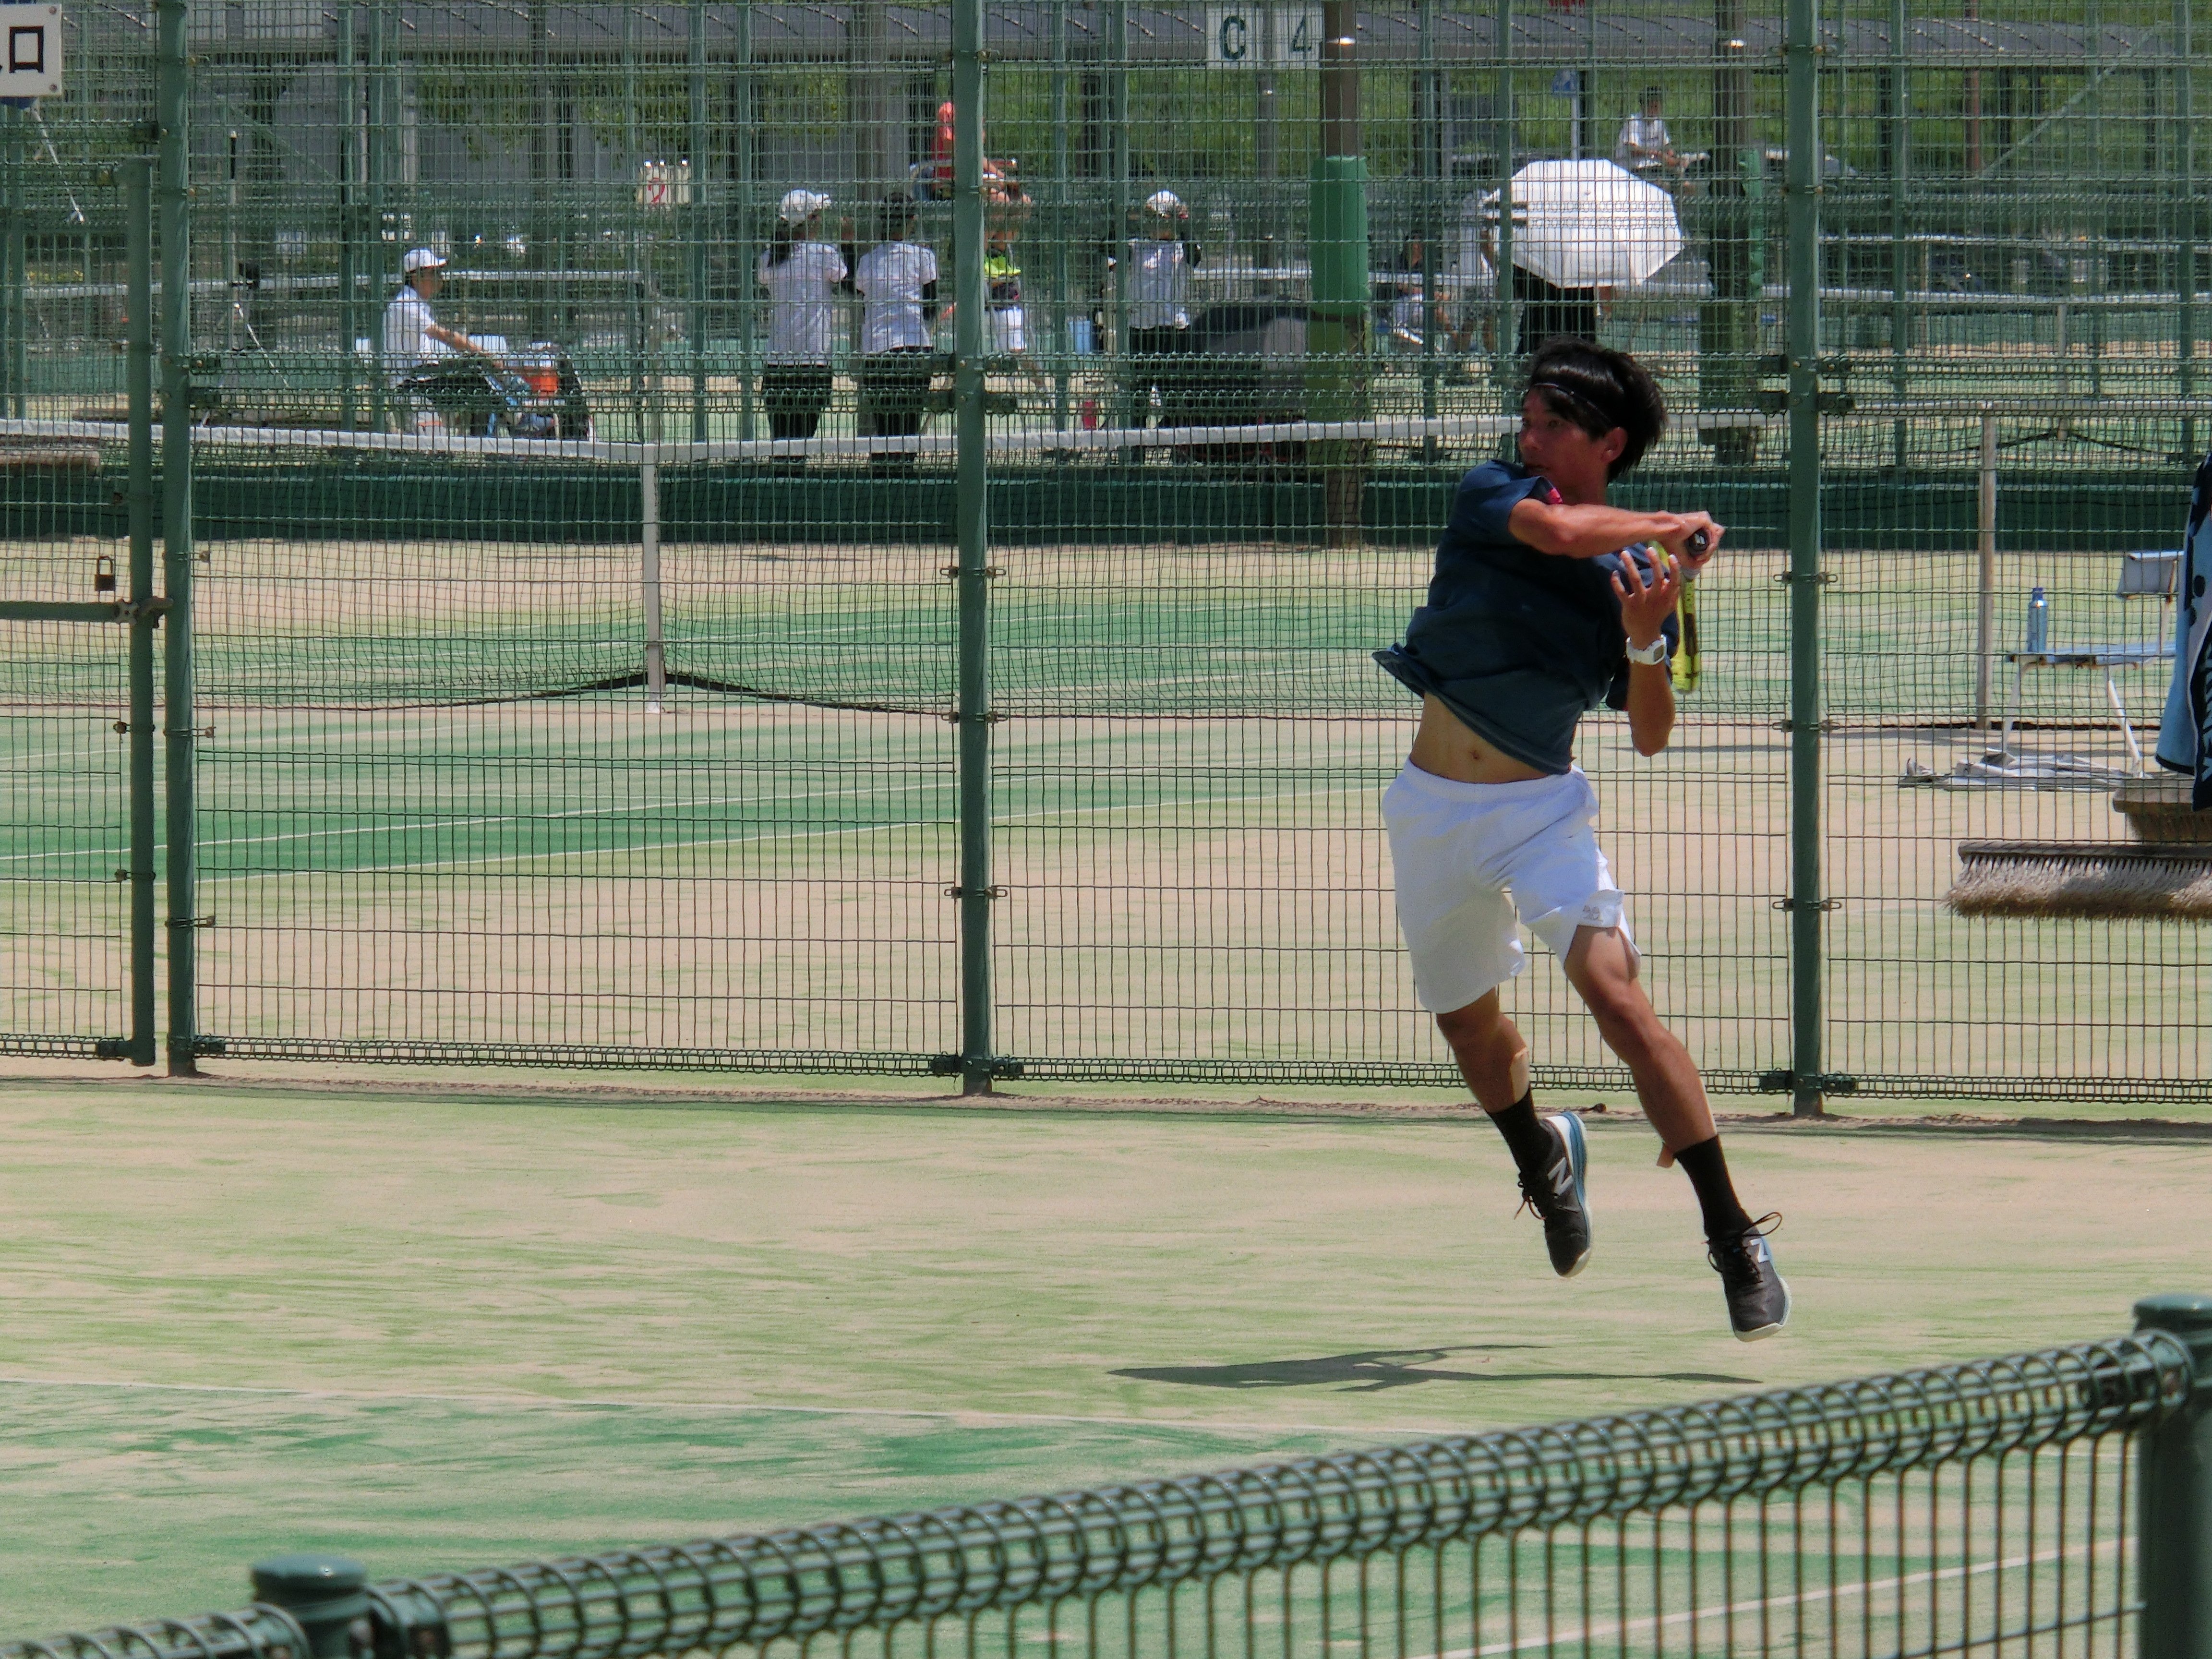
xmin=1614 ymin=89 xmax=1678 ymax=178
xmin=1118 ymin=189 xmax=1202 ymax=425
xmin=758 ymin=189 xmax=848 ymax=465
xmin=383 ymin=247 xmax=503 ymax=431
xmin=849 ymin=196 xmax=941 ymax=476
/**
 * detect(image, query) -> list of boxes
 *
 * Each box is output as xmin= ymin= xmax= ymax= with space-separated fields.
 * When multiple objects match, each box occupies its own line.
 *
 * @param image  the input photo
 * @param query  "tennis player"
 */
xmin=1374 ymin=337 xmax=1790 ymax=1341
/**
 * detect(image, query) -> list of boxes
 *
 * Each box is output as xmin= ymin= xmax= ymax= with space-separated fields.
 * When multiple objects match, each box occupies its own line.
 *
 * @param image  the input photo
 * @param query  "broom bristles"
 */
xmin=1947 ymin=842 xmax=2212 ymax=920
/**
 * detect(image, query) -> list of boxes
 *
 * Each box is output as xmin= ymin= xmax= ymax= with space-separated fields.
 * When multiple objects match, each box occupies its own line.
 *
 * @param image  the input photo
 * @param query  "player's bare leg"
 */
xmin=1435 ymin=992 xmax=1592 ymax=1278
xmin=1563 ymin=925 xmax=1790 ymax=1338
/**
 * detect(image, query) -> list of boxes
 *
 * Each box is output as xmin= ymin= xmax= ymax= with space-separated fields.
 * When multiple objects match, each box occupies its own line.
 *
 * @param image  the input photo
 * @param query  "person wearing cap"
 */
xmin=1117 ymin=189 xmax=1202 ymax=425
xmin=758 ymin=189 xmax=848 ymax=463
xmin=383 ymin=248 xmax=502 ymax=430
xmin=848 ymin=195 xmax=941 ymax=476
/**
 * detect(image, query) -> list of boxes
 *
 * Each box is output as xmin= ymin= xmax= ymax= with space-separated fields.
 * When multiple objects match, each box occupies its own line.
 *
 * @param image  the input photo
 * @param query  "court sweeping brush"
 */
xmin=1948 ymin=836 xmax=2212 ymax=920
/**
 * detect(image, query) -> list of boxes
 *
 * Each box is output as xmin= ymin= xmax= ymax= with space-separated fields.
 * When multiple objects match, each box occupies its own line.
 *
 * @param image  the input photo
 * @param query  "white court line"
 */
xmin=0 ymin=1373 xmax=1467 ymax=1442
xmin=1422 ymin=1536 xmax=2124 ymax=1659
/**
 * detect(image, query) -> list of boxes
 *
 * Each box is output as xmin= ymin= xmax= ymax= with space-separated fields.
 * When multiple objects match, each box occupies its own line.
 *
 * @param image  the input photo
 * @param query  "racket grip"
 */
xmin=1685 ymin=528 xmax=1710 ymax=555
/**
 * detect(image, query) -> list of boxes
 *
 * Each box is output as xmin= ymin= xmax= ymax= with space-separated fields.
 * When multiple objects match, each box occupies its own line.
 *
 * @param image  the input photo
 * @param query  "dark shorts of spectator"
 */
xmin=857 ymin=348 xmax=938 ymax=474
xmin=762 ymin=364 xmax=834 ymax=450
xmin=1512 ymin=268 xmax=1600 ymax=356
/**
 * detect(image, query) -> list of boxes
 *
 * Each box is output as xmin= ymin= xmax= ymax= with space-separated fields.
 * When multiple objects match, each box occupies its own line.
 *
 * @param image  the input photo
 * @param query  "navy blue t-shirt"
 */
xmin=1374 ymin=460 xmax=1673 ymax=774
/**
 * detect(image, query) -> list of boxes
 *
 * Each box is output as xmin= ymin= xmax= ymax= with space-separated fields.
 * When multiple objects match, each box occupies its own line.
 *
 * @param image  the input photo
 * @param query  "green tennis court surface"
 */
xmin=2 ymin=1080 xmax=2205 ymax=1637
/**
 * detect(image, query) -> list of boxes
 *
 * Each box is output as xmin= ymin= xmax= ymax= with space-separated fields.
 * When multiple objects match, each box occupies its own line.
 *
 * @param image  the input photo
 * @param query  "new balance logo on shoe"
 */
xmin=1515 ymin=1113 xmax=1592 ymax=1279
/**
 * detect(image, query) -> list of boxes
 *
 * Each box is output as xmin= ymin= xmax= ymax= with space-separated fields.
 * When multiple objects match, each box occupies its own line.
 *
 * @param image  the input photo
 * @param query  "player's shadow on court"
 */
xmin=1112 ymin=1346 xmax=1755 ymax=1393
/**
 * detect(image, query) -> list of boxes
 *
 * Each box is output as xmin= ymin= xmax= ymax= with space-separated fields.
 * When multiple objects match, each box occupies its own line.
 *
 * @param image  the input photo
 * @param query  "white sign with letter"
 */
xmin=1206 ymin=4 xmax=1320 ymax=68
xmin=0 ymin=4 xmax=60 ymax=98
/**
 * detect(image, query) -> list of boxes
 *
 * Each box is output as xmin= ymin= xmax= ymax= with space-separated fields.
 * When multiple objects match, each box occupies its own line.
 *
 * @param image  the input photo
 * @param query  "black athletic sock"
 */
xmin=1486 ymin=1090 xmax=1557 ymax=1176
xmin=1675 ymin=1135 xmax=1755 ymax=1240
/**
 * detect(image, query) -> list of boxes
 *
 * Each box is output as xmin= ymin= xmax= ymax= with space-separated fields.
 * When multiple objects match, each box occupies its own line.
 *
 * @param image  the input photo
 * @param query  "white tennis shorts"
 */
xmin=1381 ymin=761 xmax=1636 ymax=1013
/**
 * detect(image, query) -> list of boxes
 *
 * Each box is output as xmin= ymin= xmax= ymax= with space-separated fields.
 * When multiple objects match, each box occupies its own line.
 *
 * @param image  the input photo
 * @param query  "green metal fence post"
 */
xmin=2136 ymin=1292 xmax=2212 ymax=1659
xmin=951 ymin=0 xmax=994 ymax=1096
xmin=126 ymin=159 xmax=157 ymax=1070
xmin=1785 ymin=0 xmax=1824 ymax=1117
xmin=158 ymin=0 xmax=199 ymax=1077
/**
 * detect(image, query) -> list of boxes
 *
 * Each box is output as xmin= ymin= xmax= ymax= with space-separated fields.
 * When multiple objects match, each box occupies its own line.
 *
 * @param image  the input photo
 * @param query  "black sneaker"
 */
xmin=1515 ymin=1112 xmax=1593 ymax=1278
xmin=1708 ymin=1214 xmax=1791 ymax=1341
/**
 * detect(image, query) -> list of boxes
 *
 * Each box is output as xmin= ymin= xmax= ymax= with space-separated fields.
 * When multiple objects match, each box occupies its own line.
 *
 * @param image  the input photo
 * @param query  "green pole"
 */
xmin=2 ymin=106 xmax=20 ymax=420
xmin=1492 ymin=0 xmax=1513 ymax=395
xmin=1702 ymin=0 xmax=1759 ymax=465
xmin=1418 ymin=0 xmax=1438 ymax=451
xmin=1784 ymin=0 xmax=1822 ymax=1116
xmin=1309 ymin=0 xmax=1369 ymax=547
xmin=951 ymin=0 xmax=994 ymax=1095
xmin=689 ymin=0 xmax=709 ymax=444
xmin=126 ymin=158 xmax=157 ymax=1070
xmin=1887 ymin=0 xmax=1908 ymax=467
xmin=1107 ymin=0 xmax=1129 ymax=434
xmin=339 ymin=0 xmax=361 ymax=432
xmin=2136 ymin=1292 xmax=2212 ymax=1659
xmin=2179 ymin=0 xmax=2197 ymax=459
xmin=1049 ymin=0 xmax=1070 ymax=436
xmin=158 ymin=0 xmax=199 ymax=1077
xmin=732 ymin=0 xmax=754 ymax=443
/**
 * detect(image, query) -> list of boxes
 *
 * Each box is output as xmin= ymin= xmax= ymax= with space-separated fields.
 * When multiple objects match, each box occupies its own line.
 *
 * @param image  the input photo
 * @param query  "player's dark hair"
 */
xmin=1524 ymin=338 xmax=1666 ymax=479
xmin=768 ymin=220 xmax=800 ymax=267
xmin=881 ymin=193 xmax=918 ymax=242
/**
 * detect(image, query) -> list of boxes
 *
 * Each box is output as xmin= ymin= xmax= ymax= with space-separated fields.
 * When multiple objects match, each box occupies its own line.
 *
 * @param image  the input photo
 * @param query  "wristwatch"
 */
xmin=1624 ymin=637 xmax=1670 ymax=667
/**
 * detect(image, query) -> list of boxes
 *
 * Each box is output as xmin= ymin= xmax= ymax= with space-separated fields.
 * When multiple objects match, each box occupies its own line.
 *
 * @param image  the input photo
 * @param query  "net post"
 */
xmin=249 ymin=1556 xmax=369 ymax=1659
xmin=2134 ymin=1293 xmax=2212 ymax=1659
xmin=1784 ymin=0 xmax=1824 ymax=1119
xmin=126 ymin=158 xmax=158 ymax=1070
xmin=158 ymin=0 xmax=199 ymax=1078
xmin=951 ymin=0 xmax=995 ymax=1097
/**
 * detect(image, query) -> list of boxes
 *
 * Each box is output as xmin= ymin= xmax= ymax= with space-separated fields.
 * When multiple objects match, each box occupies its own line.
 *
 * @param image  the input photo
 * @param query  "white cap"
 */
xmin=401 ymin=247 xmax=448 ymax=275
xmin=1143 ymin=190 xmax=1185 ymax=217
xmin=779 ymin=188 xmax=831 ymax=225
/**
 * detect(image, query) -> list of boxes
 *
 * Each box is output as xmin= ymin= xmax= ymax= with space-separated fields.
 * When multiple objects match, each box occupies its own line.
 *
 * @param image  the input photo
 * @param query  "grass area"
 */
xmin=0 ymin=1078 xmax=2206 ymax=1638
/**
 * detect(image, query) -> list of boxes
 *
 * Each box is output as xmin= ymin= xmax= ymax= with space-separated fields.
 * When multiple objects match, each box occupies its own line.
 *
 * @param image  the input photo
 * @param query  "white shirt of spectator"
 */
xmin=1615 ymin=114 xmax=1672 ymax=167
xmin=382 ymin=286 xmax=448 ymax=372
xmin=1455 ymin=200 xmax=1497 ymax=296
xmin=1127 ymin=239 xmax=1191 ymax=331
xmin=758 ymin=241 xmax=849 ymax=365
xmin=854 ymin=240 xmax=940 ymax=355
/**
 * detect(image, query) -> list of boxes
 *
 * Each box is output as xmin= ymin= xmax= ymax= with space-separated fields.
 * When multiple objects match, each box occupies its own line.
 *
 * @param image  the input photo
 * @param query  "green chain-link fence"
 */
xmin=1 ymin=0 xmax=2207 ymax=1104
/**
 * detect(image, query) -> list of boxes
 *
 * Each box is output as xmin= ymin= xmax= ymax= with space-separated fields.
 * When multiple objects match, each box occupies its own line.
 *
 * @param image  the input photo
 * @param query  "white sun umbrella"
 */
xmin=1489 ymin=159 xmax=1683 ymax=289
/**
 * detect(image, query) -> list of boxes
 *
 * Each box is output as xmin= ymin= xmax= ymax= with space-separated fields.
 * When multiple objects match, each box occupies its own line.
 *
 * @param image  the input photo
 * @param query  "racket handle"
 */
xmin=1685 ymin=528 xmax=1710 ymax=556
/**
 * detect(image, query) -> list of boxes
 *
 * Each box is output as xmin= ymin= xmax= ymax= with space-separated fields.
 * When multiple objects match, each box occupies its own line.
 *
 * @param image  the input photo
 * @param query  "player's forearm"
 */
xmin=1625 ymin=661 xmax=1675 ymax=756
xmin=1510 ymin=499 xmax=1688 ymax=560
